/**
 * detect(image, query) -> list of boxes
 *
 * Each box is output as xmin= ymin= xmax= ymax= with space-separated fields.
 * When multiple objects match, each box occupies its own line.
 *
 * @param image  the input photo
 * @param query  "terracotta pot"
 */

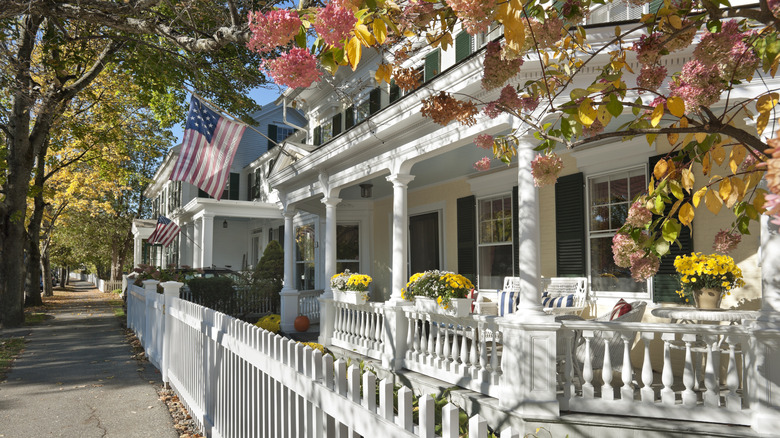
xmin=693 ymin=288 xmax=723 ymax=309
xmin=294 ymin=315 xmax=310 ymax=332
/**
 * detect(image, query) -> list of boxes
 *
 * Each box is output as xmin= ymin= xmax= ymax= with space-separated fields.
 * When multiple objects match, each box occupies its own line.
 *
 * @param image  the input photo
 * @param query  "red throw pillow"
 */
xmin=467 ymin=289 xmax=478 ymax=312
xmin=610 ymin=299 xmax=632 ymax=320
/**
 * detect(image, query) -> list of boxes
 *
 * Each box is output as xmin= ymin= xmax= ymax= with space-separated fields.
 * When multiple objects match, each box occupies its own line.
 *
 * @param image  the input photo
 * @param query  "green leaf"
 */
xmin=632 ymin=97 xmax=642 ymax=116
xmin=670 ymin=180 xmax=684 ymax=199
xmin=295 ymin=27 xmax=307 ymax=48
xmin=737 ymin=215 xmax=751 ymax=234
xmin=607 ymin=95 xmax=623 ymax=117
xmin=561 ymin=117 xmax=572 ymax=139
xmin=656 ymin=240 xmax=670 ymax=256
xmin=706 ymin=20 xmax=721 ymax=33
xmin=653 ymin=194 xmax=665 ymax=214
xmin=662 ymin=219 xmax=681 ymax=243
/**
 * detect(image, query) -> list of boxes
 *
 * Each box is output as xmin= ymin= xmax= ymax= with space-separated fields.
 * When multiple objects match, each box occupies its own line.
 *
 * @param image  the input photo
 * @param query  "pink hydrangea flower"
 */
xmin=669 ymin=60 xmax=722 ymax=111
xmin=637 ymin=64 xmax=667 ymax=91
xmin=629 ymin=251 xmax=660 ymax=282
xmin=313 ymin=2 xmax=356 ymax=46
xmin=475 ymin=134 xmax=494 ymax=150
xmin=531 ymin=153 xmax=564 ymax=187
xmin=247 ymin=10 xmax=302 ymax=53
xmin=694 ymin=20 xmax=759 ymax=82
xmin=524 ymin=17 xmax=562 ymax=51
xmin=263 ymin=48 xmax=323 ymax=89
xmin=474 ymin=156 xmax=492 ymax=171
xmin=712 ymin=229 xmax=742 ymax=254
xmin=626 ymin=201 xmax=653 ymax=228
xmin=445 ymin=0 xmax=498 ymax=35
xmin=483 ymin=102 xmax=501 ymax=119
xmin=612 ymin=232 xmax=638 ymax=268
xmin=482 ymin=41 xmax=523 ymax=90
xmin=770 ymin=0 xmax=780 ymax=18
xmin=397 ymin=0 xmax=436 ymax=34
xmin=633 ymin=33 xmax=664 ymax=65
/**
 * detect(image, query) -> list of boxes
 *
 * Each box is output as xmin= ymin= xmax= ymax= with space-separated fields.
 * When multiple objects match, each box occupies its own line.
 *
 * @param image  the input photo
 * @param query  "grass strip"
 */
xmin=0 ymin=338 xmax=25 ymax=382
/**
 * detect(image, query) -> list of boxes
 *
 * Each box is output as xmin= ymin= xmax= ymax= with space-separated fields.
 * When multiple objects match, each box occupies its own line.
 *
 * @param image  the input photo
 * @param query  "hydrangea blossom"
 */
xmin=482 ymin=42 xmax=524 ymax=90
xmin=524 ymin=17 xmax=562 ymax=51
xmin=712 ymin=229 xmax=742 ymax=254
xmin=661 ymin=20 xmax=696 ymax=52
xmin=313 ymin=2 xmax=356 ymax=46
xmin=625 ymin=200 xmax=653 ymax=228
xmin=669 ymin=60 xmax=722 ymax=111
xmin=530 ymin=153 xmax=563 ymax=187
xmin=474 ymin=156 xmax=491 ymax=171
xmin=636 ymin=64 xmax=667 ymax=91
xmin=694 ymin=20 xmax=759 ymax=82
xmin=612 ymin=232 xmax=639 ymax=268
xmin=630 ymin=251 xmax=660 ymax=282
xmin=445 ymin=0 xmax=497 ymax=35
xmin=633 ymin=33 xmax=664 ymax=65
xmin=765 ymin=194 xmax=780 ymax=225
xmin=475 ymin=134 xmax=494 ymax=150
xmin=247 ymin=10 xmax=302 ymax=53
xmin=263 ymin=48 xmax=322 ymax=89
xmin=397 ymin=0 xmax=436 ymax=34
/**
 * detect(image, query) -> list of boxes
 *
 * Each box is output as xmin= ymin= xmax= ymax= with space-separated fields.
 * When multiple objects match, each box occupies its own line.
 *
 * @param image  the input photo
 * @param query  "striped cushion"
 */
xmin=542 ymin=293 xmax=575 ymax=308
xmin=498 ymin=290 xmax=520 ymax=316
xmin=610 ymin=298 xmax=632 ymax=320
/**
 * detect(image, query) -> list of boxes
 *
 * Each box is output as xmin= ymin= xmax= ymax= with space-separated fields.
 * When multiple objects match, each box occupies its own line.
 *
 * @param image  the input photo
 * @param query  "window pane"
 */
xmin=591 ymin=179 xmax=610 ymax=205
xmin=591 ymin=205 xmax=609 ymax=231
xmin=610 ymin=178 xmax=628 ymax=203
xmin=610 ymin=202 xmax=629 ymax=229
xmin=337 ymin=261 xmax=360 ymax=274
xmin=629 ymin=174 xmax=646 ymax=200
xmin=589 ymin=236 xmax=647 ymax=293
xmin=295 ymin=225 xmax=315 ymax=262
xmin=478 ymin=245 xmax=513 ymax=290
xmin=336 ymin=224 xmax=359 ymax=261
xmin=480 ymin=221 xmax=493 ymax=244
xmin=479 ymin=195 xmax=512 ymax=244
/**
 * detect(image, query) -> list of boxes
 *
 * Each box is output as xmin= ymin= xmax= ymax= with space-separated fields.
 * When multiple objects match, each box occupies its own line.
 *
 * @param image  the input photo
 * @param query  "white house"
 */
xmin=133 ymin=102 xmax=307 ymax=271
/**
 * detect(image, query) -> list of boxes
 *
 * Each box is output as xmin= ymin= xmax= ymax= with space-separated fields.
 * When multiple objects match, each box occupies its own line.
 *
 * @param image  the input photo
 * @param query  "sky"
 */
xmin=168 ymin=86 xmax=284 ymax=144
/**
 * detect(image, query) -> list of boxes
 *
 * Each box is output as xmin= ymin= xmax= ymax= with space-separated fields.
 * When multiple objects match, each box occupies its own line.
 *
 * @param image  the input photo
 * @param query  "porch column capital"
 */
xmin=322 ymin=197 xmax=342 ymax=208
xmin=386 ymin=173 xmax=415 ymax=187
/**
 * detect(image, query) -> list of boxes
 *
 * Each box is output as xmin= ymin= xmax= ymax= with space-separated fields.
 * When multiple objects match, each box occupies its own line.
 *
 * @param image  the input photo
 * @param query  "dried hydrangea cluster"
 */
xmin=524 ymin=17 xmax=562 ymax=51
xmin=396 ymin=0 xmax=436 ymax=34
xmin=444 ymin=0 xmax=497 ymax=35
xmin=474 ymin=134 xmax=494 ymax=150
xmin=612 ymin=232 xmax=641 ymax=268
xmin=530 ymin=153 xmax=563 ymax=187
xmin=313 ymin=1 xmax=357 ymax=46
xmin=484 ymin=85 xmax=540 ymax=118
xmin=473 ymin=157 xmax=491 ymax=171
xmin=629 ymin=252 xmax=661 ymax=282
xmin=636 ymin=64 xmax=667 ymax=91
xmin=246 ymin=10 xmax=301 ymax=53
xmin=393 ymin=67 xmax=421 ymax=91
xmin=421 ymin=92 xmax=478 ymax=126
xmin=263 ymin=48 xmax=322 ymax=89
xmin=693 ymin=21 xmax=758 ymax=82
xmin=625 ymin=200 xmax=653 ymax=228
xmin=712 ymin=229 xmax=742 ymax=254
xmin=482 ymin=42 xmax=524 ymax=90
xmin=669 ymin=60 xmax=722 ymax=110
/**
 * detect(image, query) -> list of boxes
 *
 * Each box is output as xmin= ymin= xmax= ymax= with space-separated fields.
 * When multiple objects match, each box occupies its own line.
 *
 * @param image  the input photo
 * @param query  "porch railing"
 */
xmin=298 ymin=290 xmax=321 ymax=323
xmin=331 ymin=302 xmax=385 ymax=360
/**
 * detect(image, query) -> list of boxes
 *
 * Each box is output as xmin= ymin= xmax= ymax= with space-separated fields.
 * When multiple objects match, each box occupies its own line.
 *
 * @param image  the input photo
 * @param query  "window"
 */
xmin=477 ymin=195 xmax=513 ymax=290
xmin=356 ymin=98 xmax=370 ymax=124
xmin=424 ymin=49 xmax=441 ymax=82
xmin=167 ymin=181 xmax=181 ymax=212
xmin=251 ymin=229 xmax=263 ymax=267
xmin=409 ymin=213 xmax=440 ymax=274
xmin=321 ymin=119 xmax=334 ymax=144
xmin=295 ymin=224 xmax=316 ymax=290
xmin=588 ymin=168 xmax=647 ymax=293
xmin=455 ymin=32 xmax=472 ymax=63
xmin=267 ymin=124 xmax=295 ymax=150
xmin=336 ymin=224 xmax=359 ymax=273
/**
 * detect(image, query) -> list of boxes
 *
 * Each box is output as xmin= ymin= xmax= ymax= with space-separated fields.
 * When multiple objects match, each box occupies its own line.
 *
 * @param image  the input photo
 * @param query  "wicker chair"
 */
xmin=573 ymin=301 xmax=647 ymax=371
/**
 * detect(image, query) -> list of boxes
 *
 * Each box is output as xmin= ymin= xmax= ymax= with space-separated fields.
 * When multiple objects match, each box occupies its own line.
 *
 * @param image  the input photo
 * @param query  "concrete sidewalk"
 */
xmin=0 ymin=281 xmax=177 ymax=438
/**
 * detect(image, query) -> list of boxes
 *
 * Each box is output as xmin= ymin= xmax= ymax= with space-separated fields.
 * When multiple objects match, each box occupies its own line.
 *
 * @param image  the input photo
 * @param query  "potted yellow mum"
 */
xmin=331 ymin=269 xmax=372 ymax=304
xmin=402 ymin=270 xmax=474 ymax=317
xmin=674 ymin=252 xmax=745 ymax=309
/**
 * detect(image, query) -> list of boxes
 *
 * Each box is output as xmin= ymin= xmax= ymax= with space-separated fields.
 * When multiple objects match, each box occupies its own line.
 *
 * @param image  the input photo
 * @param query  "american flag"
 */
xmin=148 ymin=216 xmax=180 ymax=248
xmin=170 ymin=96 xmax=246 ymax=200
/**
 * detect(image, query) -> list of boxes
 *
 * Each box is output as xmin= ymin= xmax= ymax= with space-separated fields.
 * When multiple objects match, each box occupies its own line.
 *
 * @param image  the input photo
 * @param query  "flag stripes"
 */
xmin=148 ymin=216 xmax=180 ymax=248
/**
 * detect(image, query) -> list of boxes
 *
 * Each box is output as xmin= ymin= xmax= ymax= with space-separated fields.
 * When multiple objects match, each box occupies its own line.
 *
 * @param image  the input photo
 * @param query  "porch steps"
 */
xmin=325 ymin=344 xmax=759 ymax=437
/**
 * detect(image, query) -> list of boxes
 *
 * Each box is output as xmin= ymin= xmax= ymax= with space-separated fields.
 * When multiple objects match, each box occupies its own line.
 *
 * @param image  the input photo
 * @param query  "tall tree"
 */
xmin=0 ymin=1 xmax=272 ymax=327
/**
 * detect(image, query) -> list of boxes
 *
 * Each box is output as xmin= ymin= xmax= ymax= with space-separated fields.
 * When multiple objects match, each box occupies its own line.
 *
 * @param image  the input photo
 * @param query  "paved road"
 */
xmin=0 ymin=281 xmax=177 ymax=438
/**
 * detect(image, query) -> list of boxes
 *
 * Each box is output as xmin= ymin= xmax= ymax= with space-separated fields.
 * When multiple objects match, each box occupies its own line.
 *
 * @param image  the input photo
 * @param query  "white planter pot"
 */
xmin=334 ymin=290 xmax=368 ymax=305
xmin=414 ymin=297 xmax=473 ymax=317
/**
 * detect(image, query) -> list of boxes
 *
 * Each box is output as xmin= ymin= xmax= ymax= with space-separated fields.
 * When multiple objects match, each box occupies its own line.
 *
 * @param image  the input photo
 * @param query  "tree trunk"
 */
xmin=62 ymin=267 xmax=69 ymax=286
xmin=42 ymin=246 xmax=53 ymax=297
xmin=24 ymin=151 xmax=47 ymax=307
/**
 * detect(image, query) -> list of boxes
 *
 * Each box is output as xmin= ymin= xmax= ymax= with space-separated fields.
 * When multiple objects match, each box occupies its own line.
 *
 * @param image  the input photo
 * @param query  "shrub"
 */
xmin=189 ymin=277 xmax=235 ymax=311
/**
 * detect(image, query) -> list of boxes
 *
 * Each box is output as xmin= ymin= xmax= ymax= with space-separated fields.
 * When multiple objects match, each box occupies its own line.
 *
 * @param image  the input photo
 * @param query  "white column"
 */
xmin=322 ymin=197 xmax=341 ymax=298
xmin=386 ymin=173 xmax=415 ymax=302
xmin=201 ymin=214 xmax=214 ymax=269
xmin=513 ymin=139 xmax=546 ymax=318
xmin=194 ymin=219 xmax=202 ymax=268
xmin=133 ymin=235 xmax=143 ymax=267
xmin=280 ymin=209 xmax=299 ymax=333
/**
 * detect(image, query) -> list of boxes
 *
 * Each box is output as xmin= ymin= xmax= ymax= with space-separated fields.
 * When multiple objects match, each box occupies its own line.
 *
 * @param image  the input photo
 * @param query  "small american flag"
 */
xmin=170 ymin=96 xmax=246 ymax=200
xmin=148 ymin=216 xmax=180 ymax=248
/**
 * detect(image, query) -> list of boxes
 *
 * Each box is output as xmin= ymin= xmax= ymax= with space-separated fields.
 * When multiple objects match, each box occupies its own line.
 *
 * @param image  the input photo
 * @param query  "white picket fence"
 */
xmin=127 ymin=281 xmax=523 ymax=438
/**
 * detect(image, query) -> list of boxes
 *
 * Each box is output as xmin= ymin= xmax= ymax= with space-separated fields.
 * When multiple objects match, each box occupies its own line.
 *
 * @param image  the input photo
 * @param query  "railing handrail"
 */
xmin=560 ymin=319 xmax=751 ymax=336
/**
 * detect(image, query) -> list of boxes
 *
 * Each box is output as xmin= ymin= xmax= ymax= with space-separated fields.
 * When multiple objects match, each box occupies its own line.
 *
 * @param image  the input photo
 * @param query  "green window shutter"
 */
xmin=424 ymin=49 xmax=441 ymax=82
xmin=229 ymin=172 xmax=240 ymax=200
xmin=313 ymin=125 xmax=322 ymax=146
xmin=555 ymin=172 xmax=586 ymax=276
xmin=345 ymin=106 xmax=355 ymax=129
xmin=267 ymin=124 xmax=277 ymax=151
xmin=198 ymin=188 xmax=212 ymax=199
xmin=457 ymin=195 xmax=477 ymax=284
xmin=332 ymin=113 xmax=342 ymax=136
xmin=389 ymin=80 xmax=400 ymax=103
xmin=247 ymin=173 xmax=253 ymax=200
xmin=649 ymin=0 xmax=662 ymax=13
xmin=455 ymin=32 xmax=472 ymax=63
xmin=649 ymin=154 xmax=691 ymax=303
xmin=512 ymin=186 xmax=520 ymax=276
xmin=369 ymin=88 xmax=381 ymax=115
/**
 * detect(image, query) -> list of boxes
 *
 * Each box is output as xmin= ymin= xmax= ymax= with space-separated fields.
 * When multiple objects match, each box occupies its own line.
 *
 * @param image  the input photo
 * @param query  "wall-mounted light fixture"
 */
xmin=359 ymin=183 xmax=373 ymax=198
xmin=223 ymin=220 xmax=228 ymax=229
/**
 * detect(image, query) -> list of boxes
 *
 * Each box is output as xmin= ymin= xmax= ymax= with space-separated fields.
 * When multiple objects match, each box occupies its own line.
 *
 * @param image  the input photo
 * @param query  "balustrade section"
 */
xmin=403 ymin=310 xmax=502 ymax=397
xmin=331 ymin=302 xmax=385 ymax=360
xmin=299 ymin=290 xmax=321 ymax=323
xmin=558 ymin=320 xmax=752 ymax=425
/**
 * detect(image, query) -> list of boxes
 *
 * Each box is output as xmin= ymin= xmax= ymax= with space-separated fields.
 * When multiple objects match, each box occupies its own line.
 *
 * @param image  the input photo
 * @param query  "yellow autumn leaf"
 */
xmin=729 ymin=145 xmax=747 ymax=174
xmin=374 ymin=64 xmax=392 ymax=84
xmin=354 ymin=24 xmax=375 ymax=46
xmin=597 ymin=105 xmax=612 ymax=125
xmin=757 ymin=112 xmax=770 ymax=135
xmin=746 ymin=171 xmax=763 ymax=190
xmin=346 ymin=36 xmax=362 ymax=70
xmin=668 ymin=14 xmax=683 ymax=29
xmin=718 ymin=177 xmax=732 ymax=202
xmin=695 ymin=132 xmax=707 ymax=143
xmin=705 ymin=189 xmax=723 ymax=214
xmin=653 ymin=158 xmax=668 ymax=179
xmin=693 ymin=187 xmax=707 ymax=207
xmin=578 ymin=98 xmax=597 ymax=126
xmin=667 ymin=96 xmax=685 ymax=117
xmin=702 ymin=151 xmax=711 ymax=175
xmin=679 ymin=116 xmax=688 ymax=128
xmin=754 ymin=189 xmax=768 ymax=213
xmin=710 ymin=144 xmax=725 ymax=166
xmin=667 ymin=132 xmax=679 ymax=145
xmin=681 ymin=168 xmax=694 ymax=192
xmin=670 ymin=180 xmax=684 ymax=199
xmin=731 ymin=176 xmax=746 ymax=199
xmin=373 ymin=19 xmax=387 ymax=45
xmin=650 ymin=104 xmax=664 ymax=127
xmin=646 ymin=133 xmax=657 ymax=146
xmin=679 ymin=202 xmax=694 ymax=226
xmin=756 ymin=92 xmax=780 ymax=114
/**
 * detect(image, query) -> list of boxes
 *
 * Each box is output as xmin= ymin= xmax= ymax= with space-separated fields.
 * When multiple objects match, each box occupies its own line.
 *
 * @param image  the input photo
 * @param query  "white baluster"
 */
xmin=460 ymin=326 xmax=469 ymax=371
xmin=420 ymin=317 xmax=429 ymax=364
xmin=375 ymin=310 xmax=383 ymax=348
xmin=434 ymin=320 xmax=444 ymax=365
xmin=582 ymin=332 xmax=595 ymax=399
xmin=479 ymin=321 xmax=488 ymax=374
xmin=703 ymin=334 xmax=720 ymax=407
xmin=620 ymin=333 xmax=633 ymax=402
xmin=491 ymin=328 xmax=500 ymax=376
xmin=661 ymin=333 xmax=675 ymax=404
xmin=602 ymin=332 xmax=614 ymax=400
xmin=427 ymin=317 xmax=437 ymax=363
xmin=562 ymin=329 xmax=574 ymax=402
xmin=682 ymin=333 xmax=697 ymax=405
xmin=405 ymin=312 xmax=415 ymax=361
xmin=442 ymin=322 xmax=452 ymax=370
xmin=451 ymin=326 xmax=461 ymax=372
xmin=725 ymin=336 xmax=741 ymax=410
xmin=412 ymin=313 xmax=421 ymax=361
xmin=469 ymin=326 xmax=479 ymax=376
xmin=641 ymin=332 xmax=655 ymax=403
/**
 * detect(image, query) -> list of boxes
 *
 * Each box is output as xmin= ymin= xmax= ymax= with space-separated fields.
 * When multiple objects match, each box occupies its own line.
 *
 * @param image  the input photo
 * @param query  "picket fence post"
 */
xmin=142 ymin=280 xmax=159 ymax=358
xmin=160 ymin=281 xmax=183 ymax=384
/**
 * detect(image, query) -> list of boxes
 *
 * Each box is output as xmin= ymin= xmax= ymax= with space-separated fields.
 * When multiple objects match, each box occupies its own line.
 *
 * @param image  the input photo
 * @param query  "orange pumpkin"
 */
xmin=294 ymin=315 xmax=310 ymax=332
